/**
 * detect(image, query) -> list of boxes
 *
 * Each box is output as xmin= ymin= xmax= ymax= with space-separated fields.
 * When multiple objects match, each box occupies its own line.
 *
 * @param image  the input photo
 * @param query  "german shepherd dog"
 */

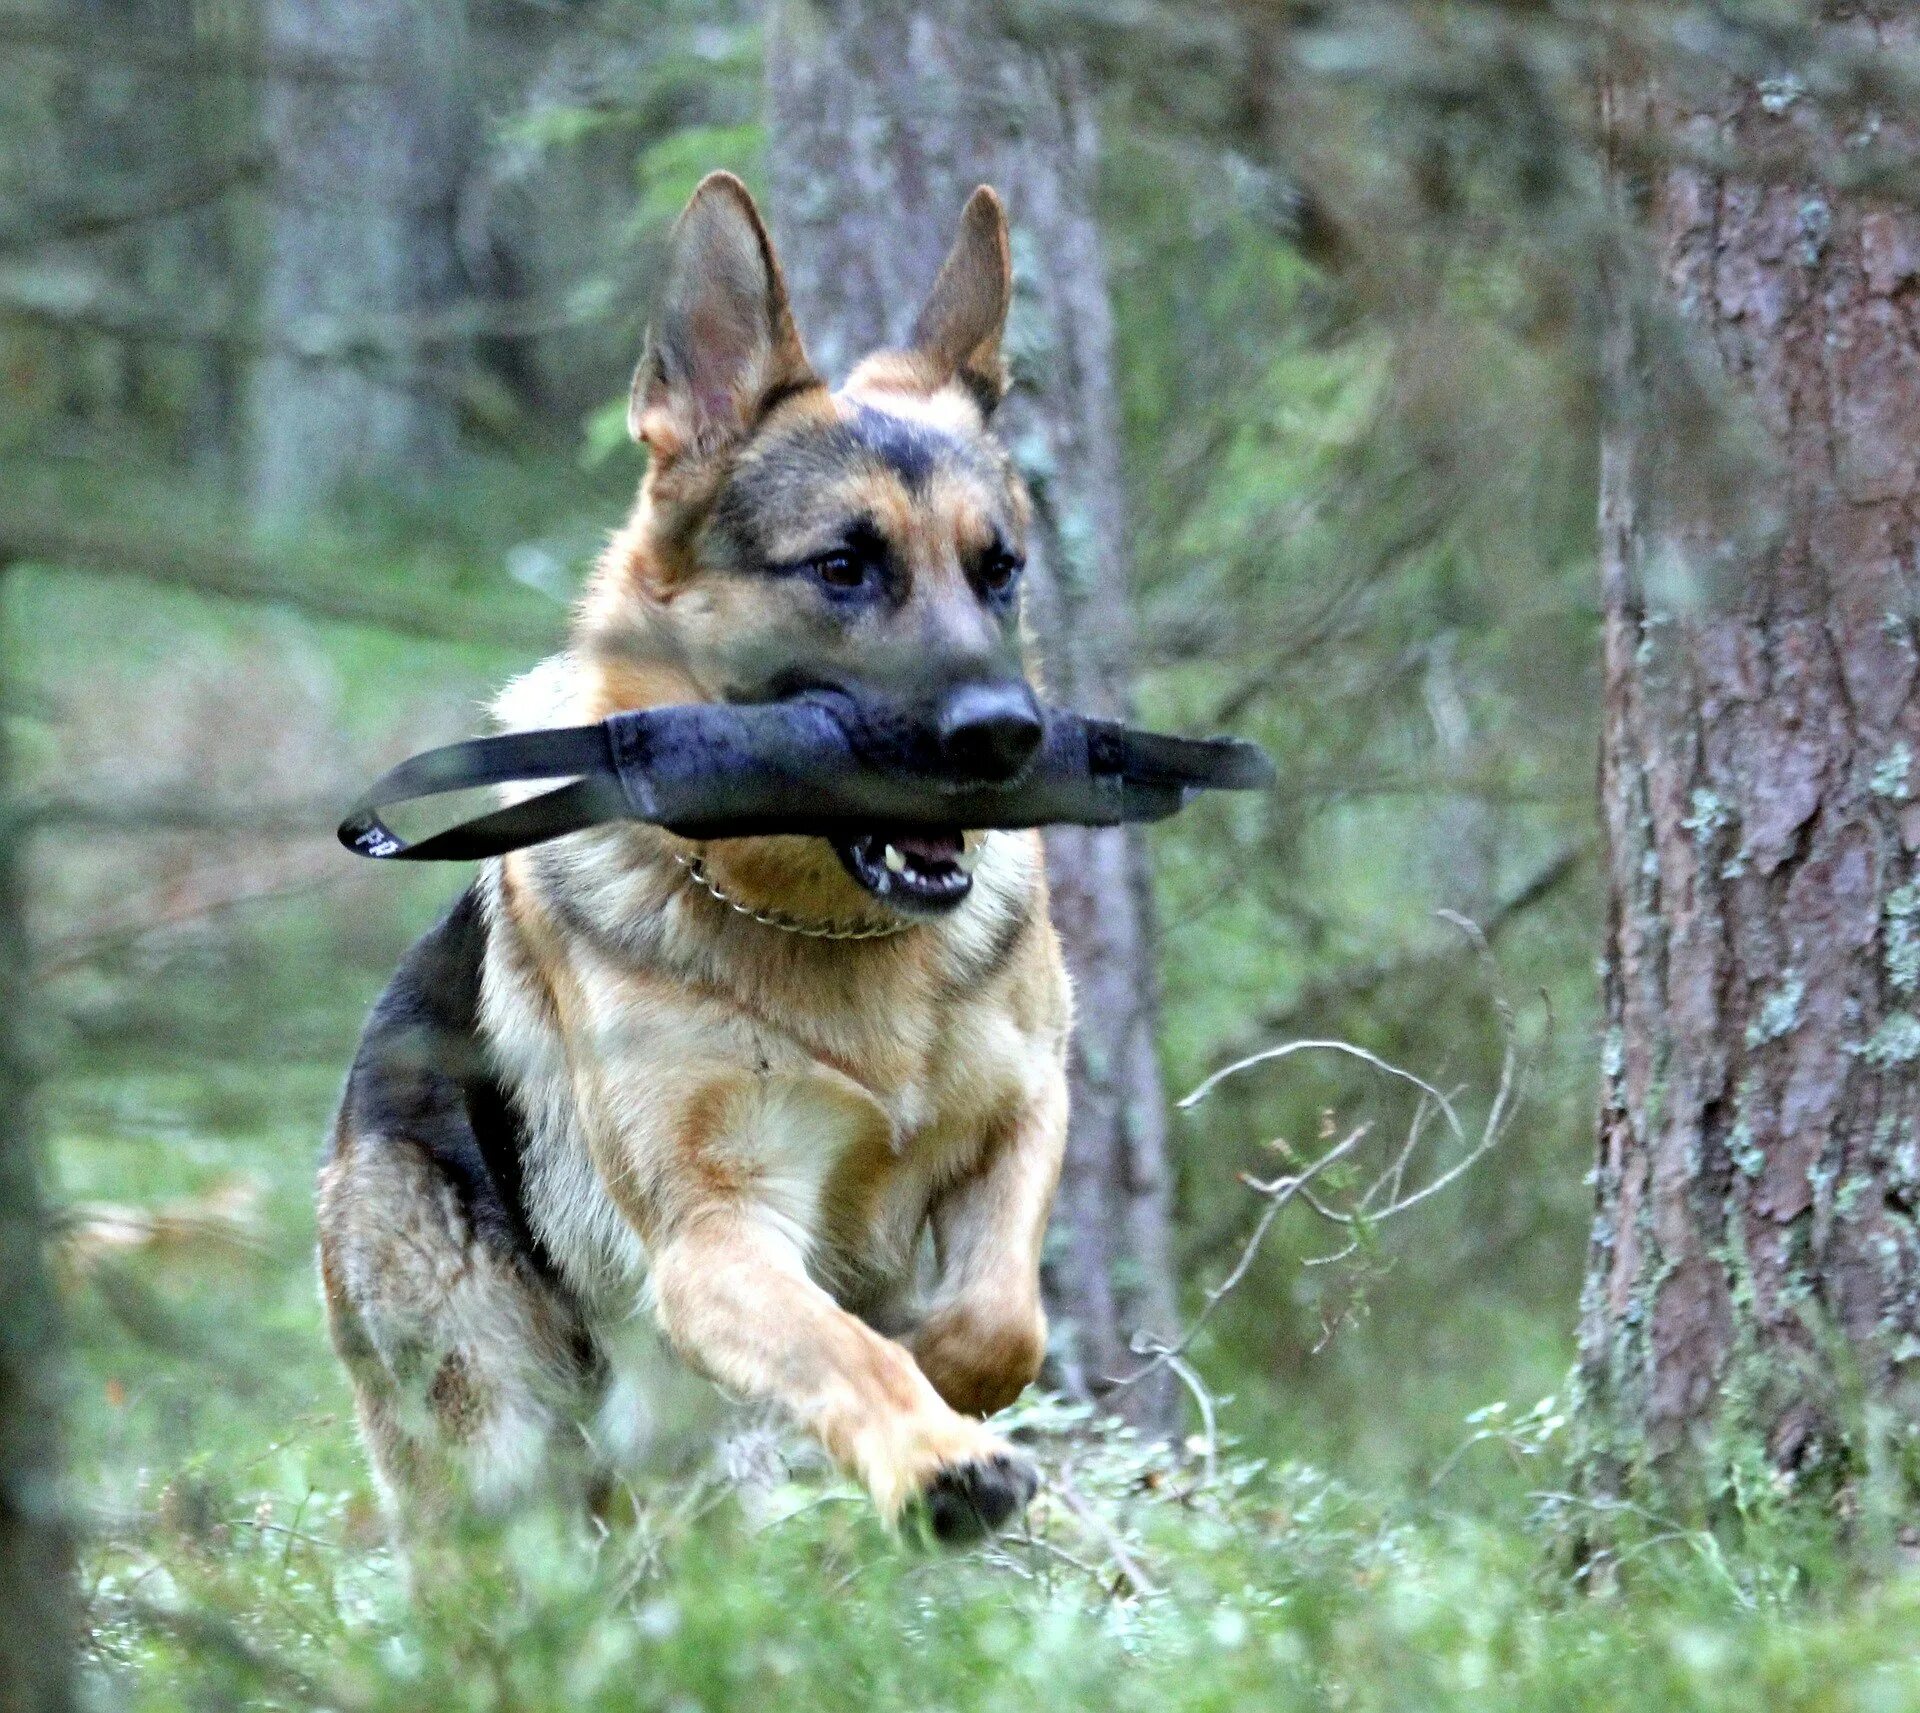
xmin=318 ymin=173 xmax=1069 ymax=1546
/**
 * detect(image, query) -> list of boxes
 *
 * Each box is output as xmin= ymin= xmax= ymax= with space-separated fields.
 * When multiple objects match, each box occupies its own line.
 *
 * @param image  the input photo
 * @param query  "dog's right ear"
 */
xmin=629 ymin=172 xmax=821 ymax=464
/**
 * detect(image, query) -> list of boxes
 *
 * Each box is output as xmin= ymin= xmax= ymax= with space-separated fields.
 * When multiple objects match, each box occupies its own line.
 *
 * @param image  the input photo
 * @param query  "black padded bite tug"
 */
xmin=340 ymin=690 xmax=1275 ymax=863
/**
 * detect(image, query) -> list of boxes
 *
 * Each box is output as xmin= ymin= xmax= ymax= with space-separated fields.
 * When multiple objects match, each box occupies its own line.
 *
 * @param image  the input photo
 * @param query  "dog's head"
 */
xmin=580 ymin=172 xmax=1040 ymax=919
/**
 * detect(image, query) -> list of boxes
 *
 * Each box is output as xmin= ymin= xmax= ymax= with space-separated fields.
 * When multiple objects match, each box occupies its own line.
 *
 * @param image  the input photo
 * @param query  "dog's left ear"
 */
xmin=909 ymin=186 xmax=1013 ymax=415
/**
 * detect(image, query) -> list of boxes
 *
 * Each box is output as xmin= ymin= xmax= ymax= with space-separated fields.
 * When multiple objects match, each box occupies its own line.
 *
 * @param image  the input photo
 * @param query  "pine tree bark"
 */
xmin=0 ymin=561 xmax=74 ymax=1713
xmin=765 ymin=0 xmax=1179 ymax=1429
xmin=246 ymin=0 xmax=469 ymax=520
xmin=1579 ymin=27 xmax=1920 ymax=1507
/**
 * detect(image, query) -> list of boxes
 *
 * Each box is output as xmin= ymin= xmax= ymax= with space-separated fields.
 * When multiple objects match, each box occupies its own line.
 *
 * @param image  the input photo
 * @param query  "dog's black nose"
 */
xmin=936 ymin=683 xmax=1044 ymax=781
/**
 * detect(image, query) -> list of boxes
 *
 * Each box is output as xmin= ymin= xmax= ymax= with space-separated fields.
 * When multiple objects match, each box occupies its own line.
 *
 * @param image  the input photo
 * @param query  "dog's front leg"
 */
xmin=648 ymin=1209 xmax=1035 ymax=1539
xmin=909 ymin=1070 xmax=1068 ymax=1417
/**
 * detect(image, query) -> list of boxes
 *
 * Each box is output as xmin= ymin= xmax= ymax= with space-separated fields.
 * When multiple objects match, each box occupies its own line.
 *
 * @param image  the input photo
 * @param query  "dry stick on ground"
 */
xmin=1110 ymin=913 xmax=1530 ymax=1399
xmin=1053 ymin=1468 xmax=1160 ymax=1601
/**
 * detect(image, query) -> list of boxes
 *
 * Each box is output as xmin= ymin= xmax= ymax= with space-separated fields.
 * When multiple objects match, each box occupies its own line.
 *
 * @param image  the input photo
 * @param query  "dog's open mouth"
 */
xmin=831 ymin=828 xmax=976 ymax=913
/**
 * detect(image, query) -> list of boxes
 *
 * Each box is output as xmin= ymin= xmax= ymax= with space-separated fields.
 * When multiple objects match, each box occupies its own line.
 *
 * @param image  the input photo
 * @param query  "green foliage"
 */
xmin=27 ymin=0 xmax=1920 ymax=1701
xmin=1103 ymin=111 xmax=1600 ymax=1483
xmin=58 ymin=1077 xmax=1920 ymax=1713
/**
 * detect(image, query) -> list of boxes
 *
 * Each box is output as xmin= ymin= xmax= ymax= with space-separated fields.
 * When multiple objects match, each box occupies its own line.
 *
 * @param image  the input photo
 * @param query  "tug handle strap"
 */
xmin=338 ymin=698 xmax=1275 ymax=863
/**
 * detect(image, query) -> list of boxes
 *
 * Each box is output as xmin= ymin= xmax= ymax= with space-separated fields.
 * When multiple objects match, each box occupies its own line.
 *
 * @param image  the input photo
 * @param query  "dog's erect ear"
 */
xmin=909 ymin=186 xmax=1013 ymax=414
xmin=629 ymin=172 xmax=821 ymax=461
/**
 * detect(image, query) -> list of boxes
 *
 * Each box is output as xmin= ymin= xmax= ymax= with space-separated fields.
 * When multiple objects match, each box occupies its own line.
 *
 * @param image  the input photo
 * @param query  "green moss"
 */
xmin=1759 ymin=72 xmax=1805 ymax=113
xmin=1603 ymin=1025 xmax=1626 ymax=1085
xmin=1837 ymin=1173 xmax=1874 ymax=1220
xmin=1807 ymin=1155 xmax=1840 ymax=1221
xmin=1797 ymin=195 xmax=1833 ymax=267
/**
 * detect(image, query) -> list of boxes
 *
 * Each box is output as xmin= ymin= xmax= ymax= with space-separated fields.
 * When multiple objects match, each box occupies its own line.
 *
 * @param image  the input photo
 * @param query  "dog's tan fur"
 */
xmin=318 ymin=174 xmax=1070 ymax=1540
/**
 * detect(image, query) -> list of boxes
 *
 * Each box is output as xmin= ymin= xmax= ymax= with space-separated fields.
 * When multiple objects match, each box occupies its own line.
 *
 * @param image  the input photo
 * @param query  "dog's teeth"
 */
xmin=883 ymin=843 xmax=907 ymax=874
xmin=955 ymin=843 xmax=980 ymax=874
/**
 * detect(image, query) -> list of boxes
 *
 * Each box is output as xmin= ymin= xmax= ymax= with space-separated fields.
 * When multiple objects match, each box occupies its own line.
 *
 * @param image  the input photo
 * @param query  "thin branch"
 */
xmin=1120 ymin=919 xmax=1532 ymax=1391
xmin=1182 ymin=1040 xmax=1467 ymax=1143
xmin=0 ymin=272 xmax=609 ymax=359
xmin=1008 ymin=1529 xmax=1110 ymax=1591
xmin=34 ymin=860 xmax=349 ymax=980
xmin=0 ymin=160 xmax=263 ymax=252
xmin=0 ymin=516 xmax=554 ymax=650
xmin=0 ymin=16 xmax=387 ymax=82
xmin=1163 ymin=1352 xmax=1219 ymax=1487
xmin=1108 ymin=1124 xmax=1369 ymax=1391
xmin=1053 ymin=1469 xmax=1159 ymax=1601
xmin=118 ymin=1596 xmax=371 ymax=1711
xmin=17 ymin=794 xmax=337 ymax=837
xmin=1229 ymin=842 xmax=1585 ymax=1053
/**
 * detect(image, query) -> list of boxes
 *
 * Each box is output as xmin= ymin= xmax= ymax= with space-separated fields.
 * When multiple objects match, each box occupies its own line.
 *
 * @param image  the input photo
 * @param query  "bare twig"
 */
xmin=1107 ymin=1124 xmax=1369 ymax=1392
xmin=0 ymin=159 xmax=263 ymax=253
xmin=1054 ymin=1469 xmax=1159 ymax=1600
xmin=119 ymin=1596 xmax=371 ymax=1711
xmin=0 ymin=270 xmax=609 ymax=359
xmin=1182 ymin=1037 xmax=1466 ymax=1137
xmin=35 ymin=862 xmax=350 ymax=980
xmin=1231 ymin=843 xmax=1583 ymax=1050
xmin=18 ymin=794 xmax=337 ymax=836
xmin=1116 ymin=916 xmax=1532 ymax=1394
xmin=1000 ymin=1526 xmax=1111 ymax=1594
xmin=0 ymin=16 xmax=386 ymax=82
xmin=1163 ymin=1353 xmax=1219 ymax=1487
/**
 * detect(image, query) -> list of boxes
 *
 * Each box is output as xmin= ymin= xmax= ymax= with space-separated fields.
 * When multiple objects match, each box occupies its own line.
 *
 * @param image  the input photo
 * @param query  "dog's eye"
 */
xmin=979 ymin=548 xmax=1023 ymax=595
xmin=810 ymin=550 xmax=868 ymax=591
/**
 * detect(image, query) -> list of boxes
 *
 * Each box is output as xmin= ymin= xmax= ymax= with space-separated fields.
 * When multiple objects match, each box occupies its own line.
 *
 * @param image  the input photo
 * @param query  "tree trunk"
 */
xmin=0 ymin=561 xmax=74 ymax=1713
xmin=1578 ymin=29 xmax=1920 ymax=1514
xmin=246 ymin=0 xmax=469 ymax=521
xmin=765 ymin=0 xmax=1179 ymax=1430
xmin=60 ymin=0 xmax=233 ymax=457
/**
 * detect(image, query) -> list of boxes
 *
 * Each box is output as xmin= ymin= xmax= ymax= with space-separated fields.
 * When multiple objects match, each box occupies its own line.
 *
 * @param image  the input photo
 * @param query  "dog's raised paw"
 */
xmin=913 ymin=1451 xmax=1039 ymax=1546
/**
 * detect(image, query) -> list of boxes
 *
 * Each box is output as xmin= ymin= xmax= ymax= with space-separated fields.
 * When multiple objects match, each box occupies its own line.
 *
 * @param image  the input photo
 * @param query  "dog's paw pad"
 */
xmin=915 ymin=1451 xmax=1039 ymax=1546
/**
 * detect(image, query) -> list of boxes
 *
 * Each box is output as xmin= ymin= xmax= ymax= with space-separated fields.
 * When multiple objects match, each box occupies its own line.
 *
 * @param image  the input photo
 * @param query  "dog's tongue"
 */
xmin=894 ymin=829 xmax=964 ymax=864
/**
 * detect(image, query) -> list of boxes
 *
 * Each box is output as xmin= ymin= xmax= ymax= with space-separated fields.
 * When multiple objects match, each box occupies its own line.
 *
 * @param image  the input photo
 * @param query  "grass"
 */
xmin=46 ymin=1066 xmax=1920 ymax=1713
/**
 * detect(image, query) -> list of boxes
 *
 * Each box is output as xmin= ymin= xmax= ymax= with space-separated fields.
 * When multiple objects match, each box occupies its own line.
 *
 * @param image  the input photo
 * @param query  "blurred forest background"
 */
xmin=15 ymin=0 xmax=1920 ymax=1708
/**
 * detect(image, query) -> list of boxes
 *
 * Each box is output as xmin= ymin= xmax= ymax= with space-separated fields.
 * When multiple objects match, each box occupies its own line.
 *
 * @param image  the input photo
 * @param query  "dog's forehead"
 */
xmin=725 ymin=394 xmax=1016 ymax=533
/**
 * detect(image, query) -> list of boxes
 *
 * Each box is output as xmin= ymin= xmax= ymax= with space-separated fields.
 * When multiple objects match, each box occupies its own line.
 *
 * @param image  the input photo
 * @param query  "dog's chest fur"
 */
xmin=459 ymin=654 xmax=1063 ymax=1327
xmin=464 ymin=788 xmax=1059 ymax=1348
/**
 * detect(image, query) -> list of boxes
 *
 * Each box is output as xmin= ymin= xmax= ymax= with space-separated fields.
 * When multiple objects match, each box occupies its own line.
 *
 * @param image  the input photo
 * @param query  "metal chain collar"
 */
xmin=668 ymin=852 xmax=915 ymax=942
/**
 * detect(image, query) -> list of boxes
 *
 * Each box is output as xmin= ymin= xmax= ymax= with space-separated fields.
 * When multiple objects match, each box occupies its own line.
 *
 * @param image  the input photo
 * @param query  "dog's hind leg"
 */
xmin=317 ymin=1136 xmax=597 ymax=1541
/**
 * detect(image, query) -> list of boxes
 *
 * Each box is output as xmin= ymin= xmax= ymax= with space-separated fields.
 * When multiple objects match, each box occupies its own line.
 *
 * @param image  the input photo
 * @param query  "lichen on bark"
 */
xmin=1579 ymin=24 xmax=1920 ymax=1519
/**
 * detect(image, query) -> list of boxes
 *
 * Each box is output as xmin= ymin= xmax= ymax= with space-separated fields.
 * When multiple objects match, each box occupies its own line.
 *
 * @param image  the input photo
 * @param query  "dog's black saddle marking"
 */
xmin=336 ymin=888 xmax=559 ymax=1288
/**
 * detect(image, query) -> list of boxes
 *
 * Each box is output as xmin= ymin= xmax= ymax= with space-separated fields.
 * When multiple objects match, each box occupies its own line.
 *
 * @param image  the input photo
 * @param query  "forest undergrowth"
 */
xmin=52 ymin=1067 xmax=1920 ymax=1713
